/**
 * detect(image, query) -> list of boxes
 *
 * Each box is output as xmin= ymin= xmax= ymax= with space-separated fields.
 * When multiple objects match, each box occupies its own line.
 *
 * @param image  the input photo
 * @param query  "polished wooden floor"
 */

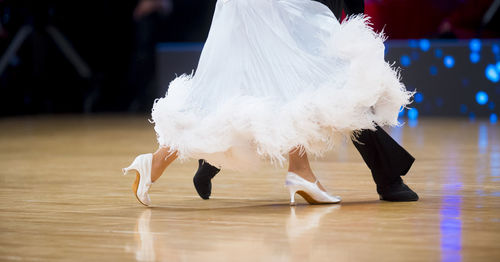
xmin=0 ymin=115 xmax=499 ymax=261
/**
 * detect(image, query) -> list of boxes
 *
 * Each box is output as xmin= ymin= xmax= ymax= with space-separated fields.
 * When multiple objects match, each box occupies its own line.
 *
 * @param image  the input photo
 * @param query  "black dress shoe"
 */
xmin=193 ymin=159 xmax=220 ymax=200
xmin=377 ymin=179 xmax=419 ymax=202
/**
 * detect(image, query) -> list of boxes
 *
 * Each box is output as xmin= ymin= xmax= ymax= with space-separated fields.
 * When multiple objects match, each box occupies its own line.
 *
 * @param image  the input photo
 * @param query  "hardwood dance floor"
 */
xmin=0 ymin=115 xmax=499 ymax=261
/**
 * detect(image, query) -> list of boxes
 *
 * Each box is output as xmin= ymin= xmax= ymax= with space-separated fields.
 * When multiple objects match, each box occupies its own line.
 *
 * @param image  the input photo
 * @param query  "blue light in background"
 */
xmin=460 ymin=104 xmax=467 ymax=114
xmin=491 ymin=113 xmax=498 ymax=124
xmin=470 ymin=52 xmax=480 ymax=63
xmin=419 ymin=39 xmax=431 ymax=52
xmin=398 ymin=107 xmax=405 ymax=117
xmin=436 ymin=98 xmax=444 ymax=107
xmin=492 ymin=44 xmax=499 ymax=54
xmin=411 ymin=50 xmax=420 ymax=60
xmin=469 ymin=112 xmax=476 ymax=121
xmin=478 ymin=123 xmax=489 ymax=154
xmin=476 ymin=91 xmax=489 ymax=105
xmin=400 ymin=55 xmax=411 ymax=67
xmin=156 ymin=42 xmax=204 ymax=52
xmin=489 ymin=102 xmax=495 ymax=110
xmin=414 ymin=92 xmax=424 ymax=103
xmin=496 ymin=61 xmax=500 ymax=71
xmin=409 ymin=119 xmax=418 ymax=128
xmin=408 ymin=108 xmax=419 ymax=120
xmin=440 ymin=161 xmax=463 ymax=262
xmin=444 ymin=56 xmax=455 ymax=68
xmin=440 ymin=194 xmax=463 ymax=262
xmin=408 ymin=39 xmax=419 ymax=48
xmin=430 ymin=66 xmax=438 ymax=75
xmin=485 ymin=64 xmax=499 ymax=82
xmin=435 ymin=49 xmax=443 ymax=58
xmin=469 ymin=39 xmax=481 ymax=52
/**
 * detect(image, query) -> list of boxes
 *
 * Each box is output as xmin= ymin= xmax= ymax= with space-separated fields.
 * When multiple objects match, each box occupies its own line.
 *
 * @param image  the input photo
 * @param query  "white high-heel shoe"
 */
xmin=123 ymin=154 xmax=153 ymax=206
xmin=285 ymin=172 xmax=341 ymax=205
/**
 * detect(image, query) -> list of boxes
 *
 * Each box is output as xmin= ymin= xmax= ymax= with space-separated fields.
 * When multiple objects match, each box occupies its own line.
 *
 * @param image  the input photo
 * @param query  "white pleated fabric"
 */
xmin=151 ymin=0 xmax=413 ymax=170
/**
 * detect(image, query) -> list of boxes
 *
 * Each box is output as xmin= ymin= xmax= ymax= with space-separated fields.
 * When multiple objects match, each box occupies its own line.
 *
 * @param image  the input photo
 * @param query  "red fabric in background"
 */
xmin=445 ymin=0 xmax=497 ymax=38
xmin=363 ymin=0 xmax=497 ymax=39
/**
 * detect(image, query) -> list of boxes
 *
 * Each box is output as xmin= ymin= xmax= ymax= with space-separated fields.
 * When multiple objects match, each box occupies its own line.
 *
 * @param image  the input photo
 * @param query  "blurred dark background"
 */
xmin=0 ymin=0 xmax=216 ymax=115
xmin=0 ymin=0 xmax=499 ymax=120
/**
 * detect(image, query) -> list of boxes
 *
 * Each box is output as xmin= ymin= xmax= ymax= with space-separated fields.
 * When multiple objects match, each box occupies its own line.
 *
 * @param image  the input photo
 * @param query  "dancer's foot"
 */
xmin=123 ymin=154 xmax=154 ymax=206
xmin=287 ymin=149 xmax=339 ymax=205
xmin=123 ymin=148 xmax=178 ymax=206
xmin=285 ymin=172 xmax=341 ymax=205
xmin=193 ymin=160 xmax=221 ymax=200
xmin=288 ymin=168 xmax=328 ymax=192
xmin=377 ymin=178 xmax=419 ymax=202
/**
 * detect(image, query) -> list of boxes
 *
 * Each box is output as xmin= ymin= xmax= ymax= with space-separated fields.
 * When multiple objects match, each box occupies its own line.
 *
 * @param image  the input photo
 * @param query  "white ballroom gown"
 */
xmin=151 ymin=0 xmax=413 ymax=170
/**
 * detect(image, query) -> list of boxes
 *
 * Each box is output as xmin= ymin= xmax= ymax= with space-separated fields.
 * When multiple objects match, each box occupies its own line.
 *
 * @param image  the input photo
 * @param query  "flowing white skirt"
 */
xmin=151 ymin=0 xmax=413 ymax=170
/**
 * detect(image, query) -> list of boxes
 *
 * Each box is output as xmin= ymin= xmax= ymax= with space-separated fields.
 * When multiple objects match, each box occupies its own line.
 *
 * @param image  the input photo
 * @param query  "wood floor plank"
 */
xmin=0 ymin=115 xmax=499 ymax=261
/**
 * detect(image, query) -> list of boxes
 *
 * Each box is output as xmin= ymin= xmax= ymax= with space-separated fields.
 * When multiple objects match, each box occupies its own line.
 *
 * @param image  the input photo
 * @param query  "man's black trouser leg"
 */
xmin=352 ymin=126 xmax=415 ymax=187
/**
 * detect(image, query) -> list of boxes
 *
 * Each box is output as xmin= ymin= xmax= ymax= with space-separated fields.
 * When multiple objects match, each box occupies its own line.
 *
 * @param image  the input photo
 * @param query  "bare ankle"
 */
xmin=151 ymin=153 xmax=167 ymax=182
xmin=150 ymin=149 xmax=178 ymax=182
xmin=289 ymin=168 xmax=316 ymax=183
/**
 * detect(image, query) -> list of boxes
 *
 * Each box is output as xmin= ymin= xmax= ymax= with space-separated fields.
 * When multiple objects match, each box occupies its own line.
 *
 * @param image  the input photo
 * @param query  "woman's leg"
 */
xmin=288 ymin=148 xmax=326 ymax=191
xmin=151 ymin=147 xmax=178 ymax=182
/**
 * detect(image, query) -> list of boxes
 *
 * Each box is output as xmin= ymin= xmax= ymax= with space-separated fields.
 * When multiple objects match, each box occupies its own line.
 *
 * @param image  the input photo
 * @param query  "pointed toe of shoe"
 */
xmin=142 ymin=198 xmax=152 ymax=207
xmin=137 ymin=193 xmax=152 ymax=206
xmin=325 ymin=194 xmax=341 ymax=204
xmin=332 ymin=195 xmax=342 ymax=203
xmin=286 ymin=172 xmax=342 ymax=205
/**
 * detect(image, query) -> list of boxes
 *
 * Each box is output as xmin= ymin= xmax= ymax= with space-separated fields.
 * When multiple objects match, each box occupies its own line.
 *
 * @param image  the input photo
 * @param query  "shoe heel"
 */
xmin=123 ymin=166 xmax=134 ymax=176
xmin=285 ymin=172 xmax=341 ymax=205
xmin=122 ymin=156 xmax=141 ymax=176
xmin=286 ymin=185 xmax=298 ymax=206
xmin=122 ymin=165 xmax=136 ymax=176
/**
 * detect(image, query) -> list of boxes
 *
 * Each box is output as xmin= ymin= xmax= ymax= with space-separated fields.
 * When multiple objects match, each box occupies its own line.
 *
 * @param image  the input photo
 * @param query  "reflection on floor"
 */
xmin=0 ymin=116 xmax=499 ymax=261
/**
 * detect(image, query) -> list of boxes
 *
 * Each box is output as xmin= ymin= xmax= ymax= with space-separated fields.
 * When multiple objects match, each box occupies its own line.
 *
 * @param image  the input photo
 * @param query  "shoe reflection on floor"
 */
xmin=126 ymin=205 xmax=339 ymax=261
